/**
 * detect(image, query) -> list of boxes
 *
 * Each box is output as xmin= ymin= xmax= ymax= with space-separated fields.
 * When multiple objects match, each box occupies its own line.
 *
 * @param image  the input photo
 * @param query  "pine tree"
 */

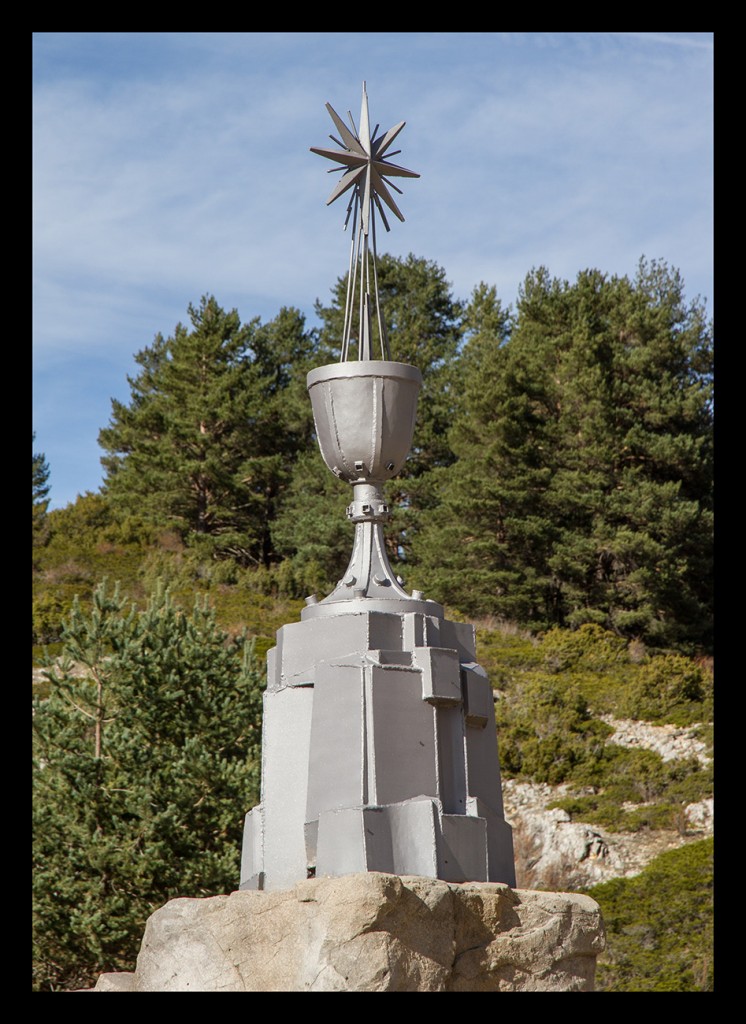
xmin=33 ymin=433 xmax=51 ymax=551
xmin=270 ymin=448 xmax=351 ymax=596
xmin=411 ymin=261 xmax=713 ymax=651
xmin=32 ymin=581 xmax=264 ymax=991
xmin=99 ymin=297 xmax=317 ymax=566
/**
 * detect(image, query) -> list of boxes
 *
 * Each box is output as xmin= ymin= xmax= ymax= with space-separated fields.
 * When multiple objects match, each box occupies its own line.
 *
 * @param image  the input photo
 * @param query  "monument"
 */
xmin=239 ymin=84 xmax=516 ymax=892
xmin=80 ymin=85 xmax=606 ymax=993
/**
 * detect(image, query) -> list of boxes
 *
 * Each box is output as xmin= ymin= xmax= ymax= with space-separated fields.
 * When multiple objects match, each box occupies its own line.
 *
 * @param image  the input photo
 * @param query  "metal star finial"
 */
xmin=311 ymin=81 xmax=419 ymax=237
xmin=311 ymin=83 xmax=420 ymax=361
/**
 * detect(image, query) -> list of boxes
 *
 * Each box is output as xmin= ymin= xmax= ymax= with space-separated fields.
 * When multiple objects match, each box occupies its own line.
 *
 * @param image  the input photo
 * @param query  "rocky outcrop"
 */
xmin=93 ymin=973 xmax=135 ymax=991
xmin=503 ymin=772 xmax=714 ymax=892
xmin=500 ymin=715 xmax=713 ymax=891
xmin=86 ymin=873 xmax=605 ymax=992
xmin=684 ymin=798 xmax=714 ymax=832
xmin=503 ymin=781 xmax=624 ymax=890
xmin=600 ymin=716 xmax=711 ymax=766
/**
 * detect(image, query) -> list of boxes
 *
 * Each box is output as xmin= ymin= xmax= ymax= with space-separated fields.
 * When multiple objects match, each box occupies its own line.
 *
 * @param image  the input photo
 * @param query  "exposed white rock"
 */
xmin=685 ymin=798 xmax=714 ymax=832
xmin=503 ymin=778 xmax=713 ymax=891
xmin=503 ymin=781 xmax=623 ymax=890
xmin=600 ymin=716 xmax=711 ymax=766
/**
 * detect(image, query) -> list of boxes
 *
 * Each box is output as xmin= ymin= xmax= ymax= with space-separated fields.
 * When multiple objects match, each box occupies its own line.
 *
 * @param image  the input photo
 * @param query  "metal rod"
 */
xmin=373 ymin=191 xmax=391 ymax=233
xmin=347 ymin=199 xmax=362 ymax=357
xmin=342 ymin=192 xmax=354 ymax=231
xmin=371 ymin=206 xmax=391 ymax=360
xmin=358 ymin=229 xmax=368 ymax=358
xmin=364 ymin=231 xmax=372 ymax=359
xmin=341 ymin=197 xmax=359 ymax=361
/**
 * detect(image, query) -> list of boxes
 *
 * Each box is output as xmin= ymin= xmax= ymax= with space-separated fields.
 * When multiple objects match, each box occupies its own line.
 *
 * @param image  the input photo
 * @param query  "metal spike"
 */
xmin=325 ymin=102 xmax=365 ymax=156
xmin=380 ymin=175 xmax=404 ymax=196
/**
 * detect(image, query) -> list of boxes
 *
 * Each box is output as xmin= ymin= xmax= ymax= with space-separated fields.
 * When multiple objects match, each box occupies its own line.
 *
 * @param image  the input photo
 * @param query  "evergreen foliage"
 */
xmin=32 ymin=257 xmax=714 ymax=990
xmin=99 ymin=297 xmax=316 ymax=566
xmin=89 ymin=258 xmax=712 ymax=651
xmin=487 ymin=623 xmax=713 ymax=830
xmin=270 ymin=448 xmax=352 ymax=596
xmin=32 ymin=493 xmax=152 ymax=647
xmin=32 ymin=581 xmax=264 ymax=991
xmin=588 ymin=838 xmax=714 ymax=991
xmin=410 ymin=260 xmax=713 ymax=651
xmin=32 ymin=433 xmax=51 ymax=552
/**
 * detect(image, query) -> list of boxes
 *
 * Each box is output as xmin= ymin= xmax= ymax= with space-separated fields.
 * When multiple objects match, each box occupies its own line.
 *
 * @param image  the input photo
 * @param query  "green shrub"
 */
xmin=540 ymin=623 xmax=629 ymax=671
xmin=495 ymin=672 xmax=613 ymax=784
xmin=551 ymin=748 xmax=712 ymax=832
xmin=617 ymin=653 xmax=713 ymax=724
xmin=588 ymin=838 xmax=713 ymax=991
xmin=33 ymin=581 xmax=264 ymax=992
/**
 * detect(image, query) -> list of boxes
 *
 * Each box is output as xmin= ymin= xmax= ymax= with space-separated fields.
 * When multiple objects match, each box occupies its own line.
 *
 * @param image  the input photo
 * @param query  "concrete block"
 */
xmin=435 ymin=705 xmax=467 ymax=814
xmin=304 ymin=819 xmax=318 ymax=868
xmin=438 ymin=813 xmax=488 ymax=883
xmin=402 ymin=611 xmax=425 ymax=650
xmin=276 ymin=612 xmax=406 ymax=687
xmin=265 ymin=645 xmax=280 ymax=692
xmin=384 ymin=799 xmax=439 ymax=877
xmin=316 ymin=807 xmax=370 ymax=876
xmin=367 ymin=611 xmax=404 ymax=652
xmin=461 ymin=662 xmax=493 ymax=728
xmin=402 ymin=612 xmax=442 ymax=651
xmin=439 ymin=619 xmax=477 ymax=663
xmin=306 ymin=660 xmax=366 ymax=825
xmin=239 ymin=806 xmax=264 ymax=889
xmin=464 ymin=721 xmax=504 ymax=819
xmin=467 ymin=796 xmax=516 ymax=886
xmin=260 ymin=687 xmax=314 ymax=891
xmin=243 ymin=598 xmax=515 ymax=892
xmin=276 ymin=617 xmax=365 ymax=686
xmin=369 ymin=665 xmax=438 ymax=806
xmin=487 ymin=814 xmax=516 ymax=887
xmin=413 ymin=646 xmax=462 ymax=705
xmin=367 ymin=649 xmax=412 ymax=667
xmin=315 ymin=800 xmax=441 ymax=880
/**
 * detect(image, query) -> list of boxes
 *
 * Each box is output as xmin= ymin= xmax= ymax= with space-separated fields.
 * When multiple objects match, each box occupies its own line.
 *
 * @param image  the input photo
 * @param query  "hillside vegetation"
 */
xmin=33 ymin=254 xmax=713 ymax=991
xmin=588 ymin=837 xmax=713 ymax=991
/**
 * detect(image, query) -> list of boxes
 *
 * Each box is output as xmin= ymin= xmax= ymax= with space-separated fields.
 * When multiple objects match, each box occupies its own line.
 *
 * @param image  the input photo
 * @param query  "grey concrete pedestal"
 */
xmin=240 ymin=602 xmax=515 ymax=891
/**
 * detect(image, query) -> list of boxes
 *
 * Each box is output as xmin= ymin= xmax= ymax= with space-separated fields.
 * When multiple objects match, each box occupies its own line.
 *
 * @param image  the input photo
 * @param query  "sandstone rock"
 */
xmin=119 ymin=873 xmax=603 ymax=992
xmin=94 ymin=972 xmax=136 ymax=991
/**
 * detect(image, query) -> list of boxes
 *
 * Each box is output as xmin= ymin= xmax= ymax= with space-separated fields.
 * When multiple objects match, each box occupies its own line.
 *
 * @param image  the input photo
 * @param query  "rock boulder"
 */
xmin=93 ymin=873 xmax=604 ymax=992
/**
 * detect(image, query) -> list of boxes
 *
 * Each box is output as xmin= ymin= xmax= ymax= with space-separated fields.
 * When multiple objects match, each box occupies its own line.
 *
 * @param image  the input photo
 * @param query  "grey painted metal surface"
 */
xmin=239 ymin=85 xmax=515 ymax=891
xmin=307 ymin=360 xmax=421 ymax=484
xmin=241 ymin=609 xmax=516 ymax=890
xmin=310 ymin=82 xmax=419 ymax=362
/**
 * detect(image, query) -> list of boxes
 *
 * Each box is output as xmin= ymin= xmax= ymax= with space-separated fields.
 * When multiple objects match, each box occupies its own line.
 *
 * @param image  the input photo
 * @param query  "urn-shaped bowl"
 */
xmin=307 ymin=361 xmax=422 ymax=483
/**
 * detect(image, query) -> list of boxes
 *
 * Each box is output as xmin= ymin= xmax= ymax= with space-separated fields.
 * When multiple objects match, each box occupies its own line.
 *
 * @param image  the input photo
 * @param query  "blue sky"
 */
xmin=33 ymin=32 xmax=713 ymax=510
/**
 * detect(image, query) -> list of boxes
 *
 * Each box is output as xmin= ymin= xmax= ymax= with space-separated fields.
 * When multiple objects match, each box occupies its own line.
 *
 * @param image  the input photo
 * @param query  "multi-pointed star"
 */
xmin=311 ymin=82 xmax=419 ymax=236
